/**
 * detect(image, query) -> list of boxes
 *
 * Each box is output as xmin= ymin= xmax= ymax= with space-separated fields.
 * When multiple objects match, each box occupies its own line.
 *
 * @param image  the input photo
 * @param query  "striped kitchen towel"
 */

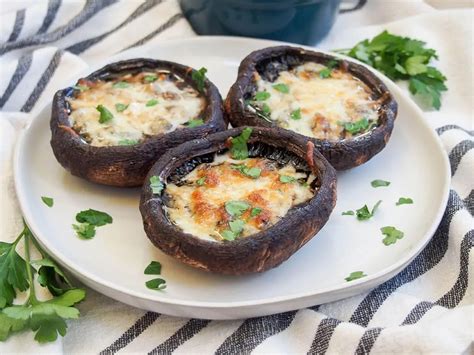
xmin=0 ymin=0 xmax=472 ymax=353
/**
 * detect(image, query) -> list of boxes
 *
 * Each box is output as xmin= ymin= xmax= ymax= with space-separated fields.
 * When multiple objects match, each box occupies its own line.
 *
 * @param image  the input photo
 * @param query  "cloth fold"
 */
xmin=0 ymin=0 xmax=472 ymax=353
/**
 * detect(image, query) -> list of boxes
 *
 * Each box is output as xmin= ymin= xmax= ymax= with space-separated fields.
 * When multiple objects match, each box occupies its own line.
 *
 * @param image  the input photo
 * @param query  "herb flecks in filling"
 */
xmin=165 ymin=152 xmax=316 ymax=242
xmin=67 ymin=72 xmax=205 ymax=147
xmin=251 ymin=62 xmax=380 ymax=141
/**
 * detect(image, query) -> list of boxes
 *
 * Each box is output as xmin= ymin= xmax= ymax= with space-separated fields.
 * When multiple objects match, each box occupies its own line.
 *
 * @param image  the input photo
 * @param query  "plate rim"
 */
xmin=14 ymin=35 xmax=451 ymax=310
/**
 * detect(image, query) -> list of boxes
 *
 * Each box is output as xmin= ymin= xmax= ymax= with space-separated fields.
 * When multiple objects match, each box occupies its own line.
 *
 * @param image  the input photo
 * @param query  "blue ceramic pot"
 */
xmin=179 ymin=0 xmax=343 ymax=45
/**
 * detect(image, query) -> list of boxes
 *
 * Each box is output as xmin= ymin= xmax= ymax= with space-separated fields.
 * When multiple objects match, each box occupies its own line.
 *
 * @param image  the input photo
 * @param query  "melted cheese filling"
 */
xmin=68 ymin=71 xmax=205 ymax=147
xmin=252 ymin=62 xmax=379 ymax=141
xmin=165 ymin=153 xmax=315 ymax=242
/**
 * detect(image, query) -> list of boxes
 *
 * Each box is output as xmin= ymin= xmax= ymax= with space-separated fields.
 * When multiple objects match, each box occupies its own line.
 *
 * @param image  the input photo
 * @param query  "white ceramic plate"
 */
xmin=14 ymin=37 xmax=450 ymax=319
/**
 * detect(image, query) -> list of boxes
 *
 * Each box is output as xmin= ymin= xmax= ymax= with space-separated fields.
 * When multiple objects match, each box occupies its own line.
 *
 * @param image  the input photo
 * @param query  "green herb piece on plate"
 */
xmin=396 ymin=197 xmax=413 ymax=206
xmin=342 ymin=210 xmax=354 ymax=216
xmin=41 ymin=196 xmax=54 ymax=208
xmin=72 ymin=223 xmax=96 ymax=239
xmin=356 ymin=200 xmax=382 ymax=220
xmin=381 ymin=226 xmax=404 ymax=245
xmin=146 ymin=278 xmax=166 ymax=291
xmin=144 ymin=261 xmax=162 ymax=275
xmin=345 ymin=271 xmax=366 ymax=282
xmin=75 ymin=209 xmax=113 ymax=227
xmin=371 ymin=179 xmax=390 ymax=188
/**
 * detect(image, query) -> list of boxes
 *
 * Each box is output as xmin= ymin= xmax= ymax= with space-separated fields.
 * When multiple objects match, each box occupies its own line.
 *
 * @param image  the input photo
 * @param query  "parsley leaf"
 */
xmin=356 ymin=200 xmax=382 ymax=220
xmin=72 ymin=85 xmax=89 ymax=92
xmin=279 ymin=175 xmax=296 ymax=183
xmin=96 ymin=105 xmax=114 ymax=124
xmin=76 ymin=209 xmax=113 ymax=226
xmin=319 ymin=68 xmax=332 ymax=79
xmin=0 ymin=238 xmax=29 ymax=307
xmin=231 ymin=164 xmax=261 ymax=179
xmin=230 ymin=127 xmax=252 ymax=160
xmin=41 ymin=196 xmax=54 ymax=207
xmin=191 ymin=67 xmax=207 ymax=92
xmin=146 ymin=99 xmax=158 ymax=107
xmin=196 ymin=177 xmax=206 ymax=186
xmin=342 ymin=210 xmax=354 ymax=216
xmin=72 ymin=223 xmax=96 ymax=239
xmin=261 ymin=103 xmax=271 ymax=116
xmin=144 ymin=74 xmax=157 ymax=83
xmin=115 ymin=103 xmax=129 ymax=112
xmin=146 ymin=278 xmax=166 ymax=291
xmin=251 ymin=207 xmax=262 ymax=217
xmin=381 ymin=226 xmax=404 ymax=245
xmin=185 ymin=119 xmax=204 ymax=128
xmin=371 ymin=179 xmax=390 ymax=188
xmin=336 ymin=30 xmax=447 ymax=110
xmin=32 ymin=257 xmax=72 ymax=296
xmin=254 ymin=91 xmax=270 ymax=101
xmin=150 ymin=176 xmax=164 ymax=195
xmin=225 ymin=201 xmax=250 ymax=217
xmin=144 ymin=261 xmax=162 ymax=275
xmin=290 ymin=108 xmax=302 ymax=120
xmin=229 ymin=219 xmax=245 ymax=234
xmin=118 ymin=139 xmax=139 ymax=145
xmin=339 ymin=118 xmax=370 ymax=135
xmin=345 ymin=271 xmax=366 ymax=282
xmin=396 ymin=197 xmax=414 ymax=206
xmin=113 ymin=81 xmax=130 ymax=89
xmin=272 ymin=83 xmax=289 ymax=93
xmin=221 ymin=230 xmax=237 ymax=241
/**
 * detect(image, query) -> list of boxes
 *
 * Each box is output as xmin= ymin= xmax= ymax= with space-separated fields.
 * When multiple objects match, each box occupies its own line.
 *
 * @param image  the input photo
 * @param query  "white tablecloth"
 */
xmin=0 ymin=0 xmax=472 ymax=353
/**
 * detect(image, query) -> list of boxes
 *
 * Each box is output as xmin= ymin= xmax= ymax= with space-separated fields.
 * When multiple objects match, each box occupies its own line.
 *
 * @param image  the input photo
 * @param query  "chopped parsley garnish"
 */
xmin=396 ymin=197 xmax=413 ymax=206
xmin=231 ymin=164 xmax=261 ymax=179
xmin=225 ymin=201 xmax=250 ymax=217
xmin=144 ymin=261 xmax=166 ymax=291
xmin=222 ymin=219 xmax=245 ymax=241
xmin=96 ymin=105 xmax=113 ymax=124
xmin=113 ymin=81 xmax=130 ymax=89
xmin=149 ymin=176 xmax=164 ymax=195
xmin=191 ymin=67 xmax=207 ymax=92
xmin=339 ymin=118 xmax=370 ymax=135
xmin=272 ymin=83 xmax=289 ymax=93
xmin=185 ymin=119 xmax=204 ymax=128
xmin=342 ymin=210 xmax=354 ymax=216
xmin=144 ymin=261 xmax=162 ymax=275
xmin=72 ymin=84 xmax=89 ymax=92
xmin=146 ymin=99 xmax=158 ymax=107
xmin=41 ymin=196 xmax=53 ymax=207
xmin=279 ymin=175 xmax=296 ymax=183
xmin=118 ymin=139 xmax=139 ymax=145
xmin=261 ymin=103 xmax=271 ymax=115
xmin=73 ymin=209 xmax=112 ymax=239
xmin=290 ymin=108 xmax=302 ymax=120
xmin=0 ymin=223 xmax=86 ymax=343
xmin=196 ymin=177 xmax=206 ymax=186
xmin=75 ymin=209 xmax=113 ymax=226
xmin=251 ymin=207 xmax=262 ymax=217
xmin=146 ymin=278 xmax=166 ymax=291
xmin=319 ymin=68 xmax=332 ymax=79
xmin=230 ymin=127 xmax=252 ymax=160
xmin=115 ymin=103 xmax=128 ymax=112
xmin=356 ymin=200 xmax=382 ymax=220
xmin=144 ymin=74 xmax=157 ymax=83
xmin=72 ymin=223 xmax=96 ymax=239
xmin=381 ymin=226 xmax=404 ymax=245
xmin=335 ymin=30 xmax=447 ymax=110
xmin=345 ymin=271 xmax=367 ymax=282
xmin=371 ymin=179 xmax=390 ymax=188
xmin=254 ymin=91 xmax=270 ymax=101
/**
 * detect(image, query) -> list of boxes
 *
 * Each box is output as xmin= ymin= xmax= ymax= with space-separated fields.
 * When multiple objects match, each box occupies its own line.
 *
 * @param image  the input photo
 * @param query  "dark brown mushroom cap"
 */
xmin=225 ymin=46 xmax=398 ymax=170
xmin=140 ymin=127 xmax=337 ymax=275
xmin=50 ymin=58 xmax=226 ymax=187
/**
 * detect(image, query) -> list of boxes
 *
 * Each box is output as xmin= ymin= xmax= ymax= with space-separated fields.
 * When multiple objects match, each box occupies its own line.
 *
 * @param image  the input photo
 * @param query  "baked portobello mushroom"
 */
xmin=140 ymin=127 xmax=337 ymax=275
xmin=51 ymin=58 xmax=226 ymax=187
xmin=225 ymin=46 xmax=398 ymax=170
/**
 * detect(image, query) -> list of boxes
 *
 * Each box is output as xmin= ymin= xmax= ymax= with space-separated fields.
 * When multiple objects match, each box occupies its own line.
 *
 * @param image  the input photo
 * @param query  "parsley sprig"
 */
xmin=336 ymin=30 xmax=447 ymax=110
xmin=0 ymin=223 xmax=85 ymax=343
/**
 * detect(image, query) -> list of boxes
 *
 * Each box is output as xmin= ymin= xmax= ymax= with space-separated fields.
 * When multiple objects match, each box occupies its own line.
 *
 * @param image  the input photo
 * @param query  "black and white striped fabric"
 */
xmin=1 ymin=1 xmax=472 ymax=353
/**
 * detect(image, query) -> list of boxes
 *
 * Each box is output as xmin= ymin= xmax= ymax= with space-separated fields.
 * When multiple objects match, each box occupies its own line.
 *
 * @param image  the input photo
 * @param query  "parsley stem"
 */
xmin=24 ymin=231 xmax=38 ymax=305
